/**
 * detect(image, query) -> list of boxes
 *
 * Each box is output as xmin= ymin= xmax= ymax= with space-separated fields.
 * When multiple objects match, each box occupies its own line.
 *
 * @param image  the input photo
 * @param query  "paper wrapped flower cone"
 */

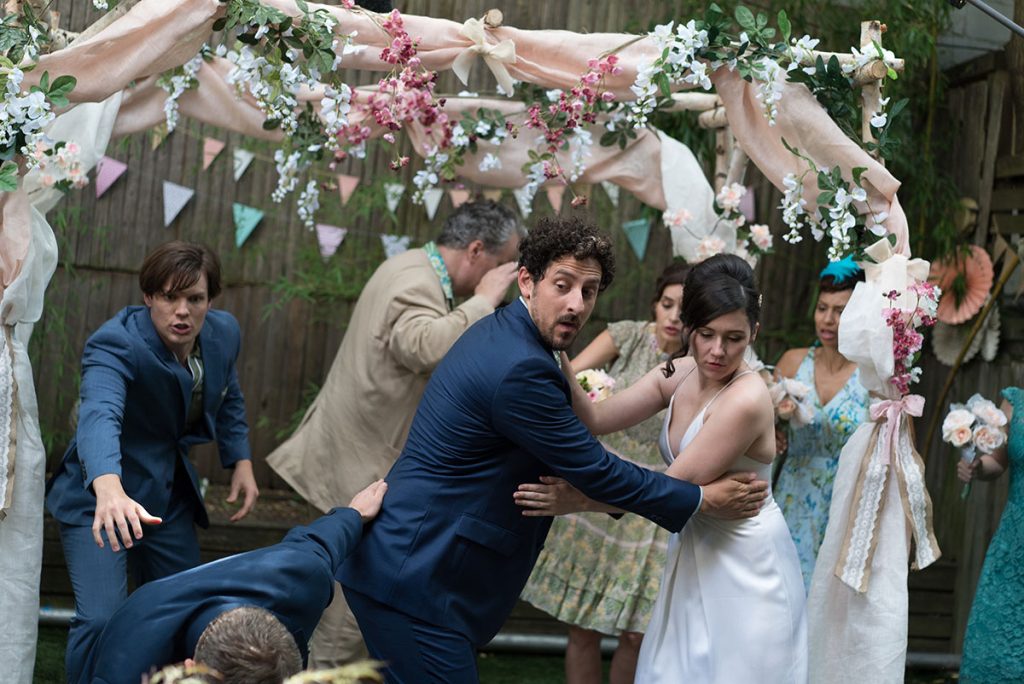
xmin=929 ymin=246 xmax=993 ymax=325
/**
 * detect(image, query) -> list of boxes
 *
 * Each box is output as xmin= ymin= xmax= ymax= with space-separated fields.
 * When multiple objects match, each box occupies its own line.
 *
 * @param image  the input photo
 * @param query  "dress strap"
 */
xmin=702 ymin=369 xmax=756 ymax=414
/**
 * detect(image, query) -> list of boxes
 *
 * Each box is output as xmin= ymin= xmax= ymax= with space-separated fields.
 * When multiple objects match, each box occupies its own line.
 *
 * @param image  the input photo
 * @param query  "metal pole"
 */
xmin=950 ymin=0 xmax=1024 ymax=39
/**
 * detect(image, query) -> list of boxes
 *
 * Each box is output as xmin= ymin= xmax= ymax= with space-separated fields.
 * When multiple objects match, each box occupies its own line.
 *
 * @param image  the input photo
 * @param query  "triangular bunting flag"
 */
xmin=600 ymin=180 xmax=620 ymax=207
xmin=316 ymin=223 xmax=348 ymax=258
xmin=546 ymin=185 xmax=565 ymax=214
xmin=380 ymin=234 xmax=411 ymax=258
xmin=482 ymin=189 xmax=502 ymax=202
xmin=203 ymin=138 xmax=226 ymax=170
xmin=95 ymin=156 xmax=127 ymax=198
xmin=739 ymin=185 xmax=756 ymax=222
xmin=337 ymin=174 xmax=360 ymax=206
xmin=513 ymin=186 xmax=533 ymax=218
xmin=421 ymin=188 xmax=444 ymax=220
xmin=384 ymin=183 xmax=405 ymax=213
xmin=233 ymin=203 xmax=264 ymax=247
xmin=162 ymin=181 xmax=195 ymax=227
xmin=449 ymin=189 xmax=470 ymax=209
xmin=233 ymin=149 xmax=255 ymax=181
xmin=622 ymin=218 xmax=652 ymax=261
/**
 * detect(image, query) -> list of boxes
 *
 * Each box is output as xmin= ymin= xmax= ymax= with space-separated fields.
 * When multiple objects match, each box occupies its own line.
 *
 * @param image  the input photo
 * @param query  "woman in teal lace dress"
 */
xmin=958 ymin=387 xmax=1023 ymax=682
xmin=520 ymin=263 xmax=688 ymax=684
xmin=773 ymin=257 xmax=870 ymax=591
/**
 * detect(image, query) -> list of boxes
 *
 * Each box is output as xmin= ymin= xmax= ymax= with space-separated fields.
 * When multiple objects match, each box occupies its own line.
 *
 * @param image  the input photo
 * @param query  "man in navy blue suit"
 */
xmin=46 ymin=242 xmax=260 ymax=681
xmin=340 ymin=216 xmax=769 ymax=683
xmin=80 ymin=479 xmax=388 ymax=684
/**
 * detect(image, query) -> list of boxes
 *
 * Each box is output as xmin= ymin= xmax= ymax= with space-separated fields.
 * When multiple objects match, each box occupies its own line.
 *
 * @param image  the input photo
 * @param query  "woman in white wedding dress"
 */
xmin=517 ymin=254 xmax=807 ymax=683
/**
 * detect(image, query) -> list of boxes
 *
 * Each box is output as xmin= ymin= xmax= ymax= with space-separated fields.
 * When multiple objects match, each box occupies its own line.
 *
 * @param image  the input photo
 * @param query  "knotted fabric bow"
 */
xmin=835 ymin=394 xmax=941 ymax=592
xmin=452 ymin=17 xmax=517 ymax=96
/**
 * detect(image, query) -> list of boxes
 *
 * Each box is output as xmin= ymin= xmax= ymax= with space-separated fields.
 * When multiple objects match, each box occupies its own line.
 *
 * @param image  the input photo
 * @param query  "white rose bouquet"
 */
xmin=768 ymin=377 xmax=815 ymax=429
xmin=576 ymin=369 xmax=615 ymax=403
xmin=942 ymin=393 xmax=1008 ymax=498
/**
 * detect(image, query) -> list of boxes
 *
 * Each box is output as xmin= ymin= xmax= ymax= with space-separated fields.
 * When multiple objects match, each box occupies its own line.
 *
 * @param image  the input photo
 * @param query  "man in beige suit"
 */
xmin=267 ymin=200 xmax=524 ymax=667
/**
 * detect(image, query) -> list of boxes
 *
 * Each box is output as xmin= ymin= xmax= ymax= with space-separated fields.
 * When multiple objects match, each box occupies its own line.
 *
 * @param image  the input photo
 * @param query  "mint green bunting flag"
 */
xmin=622 ymin=218 xmax=651 ymax=261
xmin=233 ymin=203 xmax=264 ymax=248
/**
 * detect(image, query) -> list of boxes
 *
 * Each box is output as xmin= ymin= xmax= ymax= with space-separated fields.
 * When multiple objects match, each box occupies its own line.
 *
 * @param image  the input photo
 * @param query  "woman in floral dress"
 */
xmin=958 ymin=388 xmax=1024 ymax=683
xmin=773 ymin=257 xmax=870 ymax=590
xmin=520 ymin=262 xmax=688 ymax=684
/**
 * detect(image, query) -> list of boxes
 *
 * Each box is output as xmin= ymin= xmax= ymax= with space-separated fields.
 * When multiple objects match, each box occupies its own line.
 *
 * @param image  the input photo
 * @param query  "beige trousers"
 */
xmin=307 ymin=582 xmax=370 ymax=668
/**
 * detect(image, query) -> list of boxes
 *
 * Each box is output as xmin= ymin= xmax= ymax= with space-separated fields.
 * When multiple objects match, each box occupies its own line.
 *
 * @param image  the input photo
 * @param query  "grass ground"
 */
xmin=34 ymin=626 xmax=959 ymax=683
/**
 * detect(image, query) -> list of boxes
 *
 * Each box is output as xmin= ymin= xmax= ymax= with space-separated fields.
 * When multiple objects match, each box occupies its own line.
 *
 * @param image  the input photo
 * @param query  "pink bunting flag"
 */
xmin=94 ymin=156 xmax=127 ymax=198
xmin=202 ymin=138 xmax=226 ymax=170
xmin=739 ymin=185 xmax=756 ymax=223
xmin=449 ymin=189 xmax=470 ymax=208
xmin=316 ymin=223 xmax=348 ymax=258
xmin=337 ymin=174 xmax=360 ymax=206
xmin=546 ymin=185 xmax=565 ymax=214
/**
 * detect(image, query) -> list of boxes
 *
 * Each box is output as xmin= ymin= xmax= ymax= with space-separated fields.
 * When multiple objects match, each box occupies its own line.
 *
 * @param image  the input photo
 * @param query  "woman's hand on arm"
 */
xmin=514 ymin=476 xmax=624 ymax=516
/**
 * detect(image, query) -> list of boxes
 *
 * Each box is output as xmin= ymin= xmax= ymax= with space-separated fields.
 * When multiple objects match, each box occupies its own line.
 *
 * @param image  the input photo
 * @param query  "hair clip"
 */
xmin=819 ymin=255 xmax=862 ymax=284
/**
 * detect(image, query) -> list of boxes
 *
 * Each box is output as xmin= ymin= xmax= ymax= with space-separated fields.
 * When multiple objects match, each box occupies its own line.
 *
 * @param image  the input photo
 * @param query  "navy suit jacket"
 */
xmin=81 ymin=507 xmax=363 ymax=684
xmin=46 ymin=306 xmax=251 ymax=528
xmin=340 ymin=299 xmax=701 ymax=646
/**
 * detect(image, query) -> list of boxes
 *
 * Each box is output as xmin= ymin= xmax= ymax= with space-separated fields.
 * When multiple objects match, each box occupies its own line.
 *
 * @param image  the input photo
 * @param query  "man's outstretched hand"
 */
xmin=349 ymin=479 xmax=388 ymax=523
xmin=699 ymin=471 xmax=769 ymax=519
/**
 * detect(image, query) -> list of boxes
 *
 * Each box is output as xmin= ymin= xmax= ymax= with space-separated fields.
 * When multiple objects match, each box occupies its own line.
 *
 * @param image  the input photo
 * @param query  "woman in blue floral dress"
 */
xmin=958 ymin=387 xmax=1024 ymax=682
xmin=521 ymin=263 xmax=688 ymax=684
xmin=773 ymin=258 xmax=870 ymax=591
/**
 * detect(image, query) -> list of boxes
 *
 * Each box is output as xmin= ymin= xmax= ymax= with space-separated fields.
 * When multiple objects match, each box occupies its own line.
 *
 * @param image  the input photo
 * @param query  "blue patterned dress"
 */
xmin=960 ymin=387 xmax=1024 ymax=683
xmin=774 ymin=348 xmax=870 ymax=591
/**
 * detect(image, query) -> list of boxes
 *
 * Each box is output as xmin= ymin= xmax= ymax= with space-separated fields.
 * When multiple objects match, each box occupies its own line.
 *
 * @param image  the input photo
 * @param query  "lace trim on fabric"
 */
xmin=0 ymin=327 xmax=17 ymax=520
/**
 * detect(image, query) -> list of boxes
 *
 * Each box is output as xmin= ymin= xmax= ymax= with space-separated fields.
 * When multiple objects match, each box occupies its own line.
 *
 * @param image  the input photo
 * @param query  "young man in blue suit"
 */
xmin=340 ymin=216 xmax=769 ymax=683
xmin=79 ymin=479 xmax=387 ymax=684
xmin=46 ymin=241 xmax=260 ymax=682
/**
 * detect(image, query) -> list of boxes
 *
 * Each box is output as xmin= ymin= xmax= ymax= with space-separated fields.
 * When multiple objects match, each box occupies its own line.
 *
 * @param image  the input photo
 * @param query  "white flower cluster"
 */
xmin=478 ymin=152 xmax=502 ymax=172
xmin=0 ymin=66 xmax=55 ymax=154
xmin=272 ymin=149 xmax=303 ymax=203
xmin=822 ymin=185 xmax=865 ymax=260
xmin=412 ymin=146 xmax=449 ymax=204
xmin=779 ymin=173 xmax=808 ymax=244
xmin=320 ymin=84 xmax=353 ymax=151
xmin=27 ymin=139 xmax=87 ymax=189
xmin=787 ymin=35 xmax=820 ymax=75
xmin=566 ymin=128 xmax=592 ymax=182
xmin=696 ymin=236 xmax=726 ymax=261
xmin=92 ymin=0 xmax=109 ymax=10
xmin=750 ymin=57 xmax=785 ymax=126
xmin=943 ymin=394 xmax=1008 ymax=457
xmin=296 ymin=180 xmax=320 ymax=229
xmin=628 ymin=20 xmax=711 ymax=127
xmin=159 ymin=52 xmax=205 ymax=133
xmin=844 ymin=44 xmax=899 ymax=76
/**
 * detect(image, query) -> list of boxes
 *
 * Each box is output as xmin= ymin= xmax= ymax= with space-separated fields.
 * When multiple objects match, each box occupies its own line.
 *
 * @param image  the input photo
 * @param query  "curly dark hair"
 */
xmin=518 ymin=215 xmax=615 ymax=291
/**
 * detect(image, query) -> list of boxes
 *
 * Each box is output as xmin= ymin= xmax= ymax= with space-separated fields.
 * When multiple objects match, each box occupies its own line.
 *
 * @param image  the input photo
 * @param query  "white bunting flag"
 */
xmin=601 ymin=180 xmax=620 ymax=207
xmin=421 ymin=188 xmax=444 ymax=220
xmin=233 ymin=149 xmax=255 ymax=181
xmin=162 ymin=181 xmax=195 ymax=227
xmin=513 ymin=186 xmax=534 ymax=218
xmin=384 ymin=183 xmax=405 ymax=213
xmin=380 ymin=234 xmax=411 ymax=258
xmin=316 ymin=223 xmax=348 ymax=258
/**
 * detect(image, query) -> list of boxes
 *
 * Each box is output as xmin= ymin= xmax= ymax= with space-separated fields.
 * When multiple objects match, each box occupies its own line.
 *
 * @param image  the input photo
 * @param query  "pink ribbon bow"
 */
xmin=870 ymin=394 xmax=925 ymax=461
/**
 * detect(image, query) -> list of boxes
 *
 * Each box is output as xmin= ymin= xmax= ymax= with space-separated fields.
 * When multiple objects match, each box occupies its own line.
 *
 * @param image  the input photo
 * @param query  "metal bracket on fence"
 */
xmin=949 ymin=0 xmax=1024 ymax=39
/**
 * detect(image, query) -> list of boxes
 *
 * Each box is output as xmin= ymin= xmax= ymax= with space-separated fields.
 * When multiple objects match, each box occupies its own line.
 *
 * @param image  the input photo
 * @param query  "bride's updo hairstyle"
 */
xmin=662 ymin=253 xmax=761 ymax=377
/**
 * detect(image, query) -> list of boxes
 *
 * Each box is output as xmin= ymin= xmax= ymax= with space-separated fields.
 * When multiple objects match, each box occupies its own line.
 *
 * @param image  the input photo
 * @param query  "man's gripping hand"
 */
xmin=349 ymin=479 xmax=388 ymax=523
xmin=699 ymin=471 xmax=769 ymax=519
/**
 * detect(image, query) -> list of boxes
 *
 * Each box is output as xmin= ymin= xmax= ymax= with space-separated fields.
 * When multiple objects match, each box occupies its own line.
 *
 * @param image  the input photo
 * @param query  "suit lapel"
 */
xmin=134 ymin=307 xmax=193 ymax=421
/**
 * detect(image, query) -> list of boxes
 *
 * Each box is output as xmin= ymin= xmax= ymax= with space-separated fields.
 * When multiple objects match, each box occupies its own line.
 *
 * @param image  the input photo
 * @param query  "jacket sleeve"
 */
xmin=388 ymin=277 xmax=494 ymax=375
xmin=280 ymin=507 xmax=364 ymax=575
xmin=213 ymin=314 xmax=251 ymax=467
xmin=75 ymin=326 xmax=137 ymax=489
xmin=491 ymin=357 xmax=700 ymax=532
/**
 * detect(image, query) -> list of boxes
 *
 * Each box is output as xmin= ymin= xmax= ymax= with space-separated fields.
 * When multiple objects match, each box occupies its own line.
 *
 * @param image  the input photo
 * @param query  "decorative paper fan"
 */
xmin=929 ymin=245 xmax=993 ymax=325
xmin=931 ymin=320 xmax=983 ymax=366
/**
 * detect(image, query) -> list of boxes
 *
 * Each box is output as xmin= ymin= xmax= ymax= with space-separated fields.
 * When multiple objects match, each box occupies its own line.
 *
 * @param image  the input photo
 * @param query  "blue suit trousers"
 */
xmin=344 ymin=585 xmax=479 ymax=684
xmin=59 ymin=490 xmax=199 ymax=683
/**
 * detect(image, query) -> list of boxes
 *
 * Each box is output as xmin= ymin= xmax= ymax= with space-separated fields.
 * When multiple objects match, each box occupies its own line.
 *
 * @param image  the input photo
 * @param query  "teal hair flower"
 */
xmin=819 ymin=255 xmax=862 ymax=285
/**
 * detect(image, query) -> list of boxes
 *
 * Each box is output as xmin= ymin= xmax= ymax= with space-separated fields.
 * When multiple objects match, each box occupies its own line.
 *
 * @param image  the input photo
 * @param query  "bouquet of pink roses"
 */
xmin=768 ymin=377 xmax=815 ymax=428
xmin=942 ymin=393 xmax=1008 ymax=498
xmin=576 ymin=368 xmax=615 ymax=402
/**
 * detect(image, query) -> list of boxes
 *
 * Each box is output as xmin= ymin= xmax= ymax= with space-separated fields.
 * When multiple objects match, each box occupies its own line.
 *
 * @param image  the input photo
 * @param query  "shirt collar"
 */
xmin=423 ymin=241 xmax=454 ymax=311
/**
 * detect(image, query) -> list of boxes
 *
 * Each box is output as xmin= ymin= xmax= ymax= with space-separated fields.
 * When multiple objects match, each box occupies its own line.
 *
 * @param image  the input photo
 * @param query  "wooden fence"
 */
xmin=27 ymin=0 xmax=1023 ymax=655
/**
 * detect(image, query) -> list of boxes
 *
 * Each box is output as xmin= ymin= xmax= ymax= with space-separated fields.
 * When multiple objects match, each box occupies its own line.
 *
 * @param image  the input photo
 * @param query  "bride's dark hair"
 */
xmin=662 ymin=254 xmax=761 ymax=377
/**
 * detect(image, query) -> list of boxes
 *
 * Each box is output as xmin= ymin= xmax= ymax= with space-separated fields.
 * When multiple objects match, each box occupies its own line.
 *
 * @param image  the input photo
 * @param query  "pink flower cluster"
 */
xmin=883 ymin=281 xmax=939 ymax=396
xmin=333 ymin=10 xmax=452 ymax=164
xmin=525 ymin=55 xmax=621 ymax=167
